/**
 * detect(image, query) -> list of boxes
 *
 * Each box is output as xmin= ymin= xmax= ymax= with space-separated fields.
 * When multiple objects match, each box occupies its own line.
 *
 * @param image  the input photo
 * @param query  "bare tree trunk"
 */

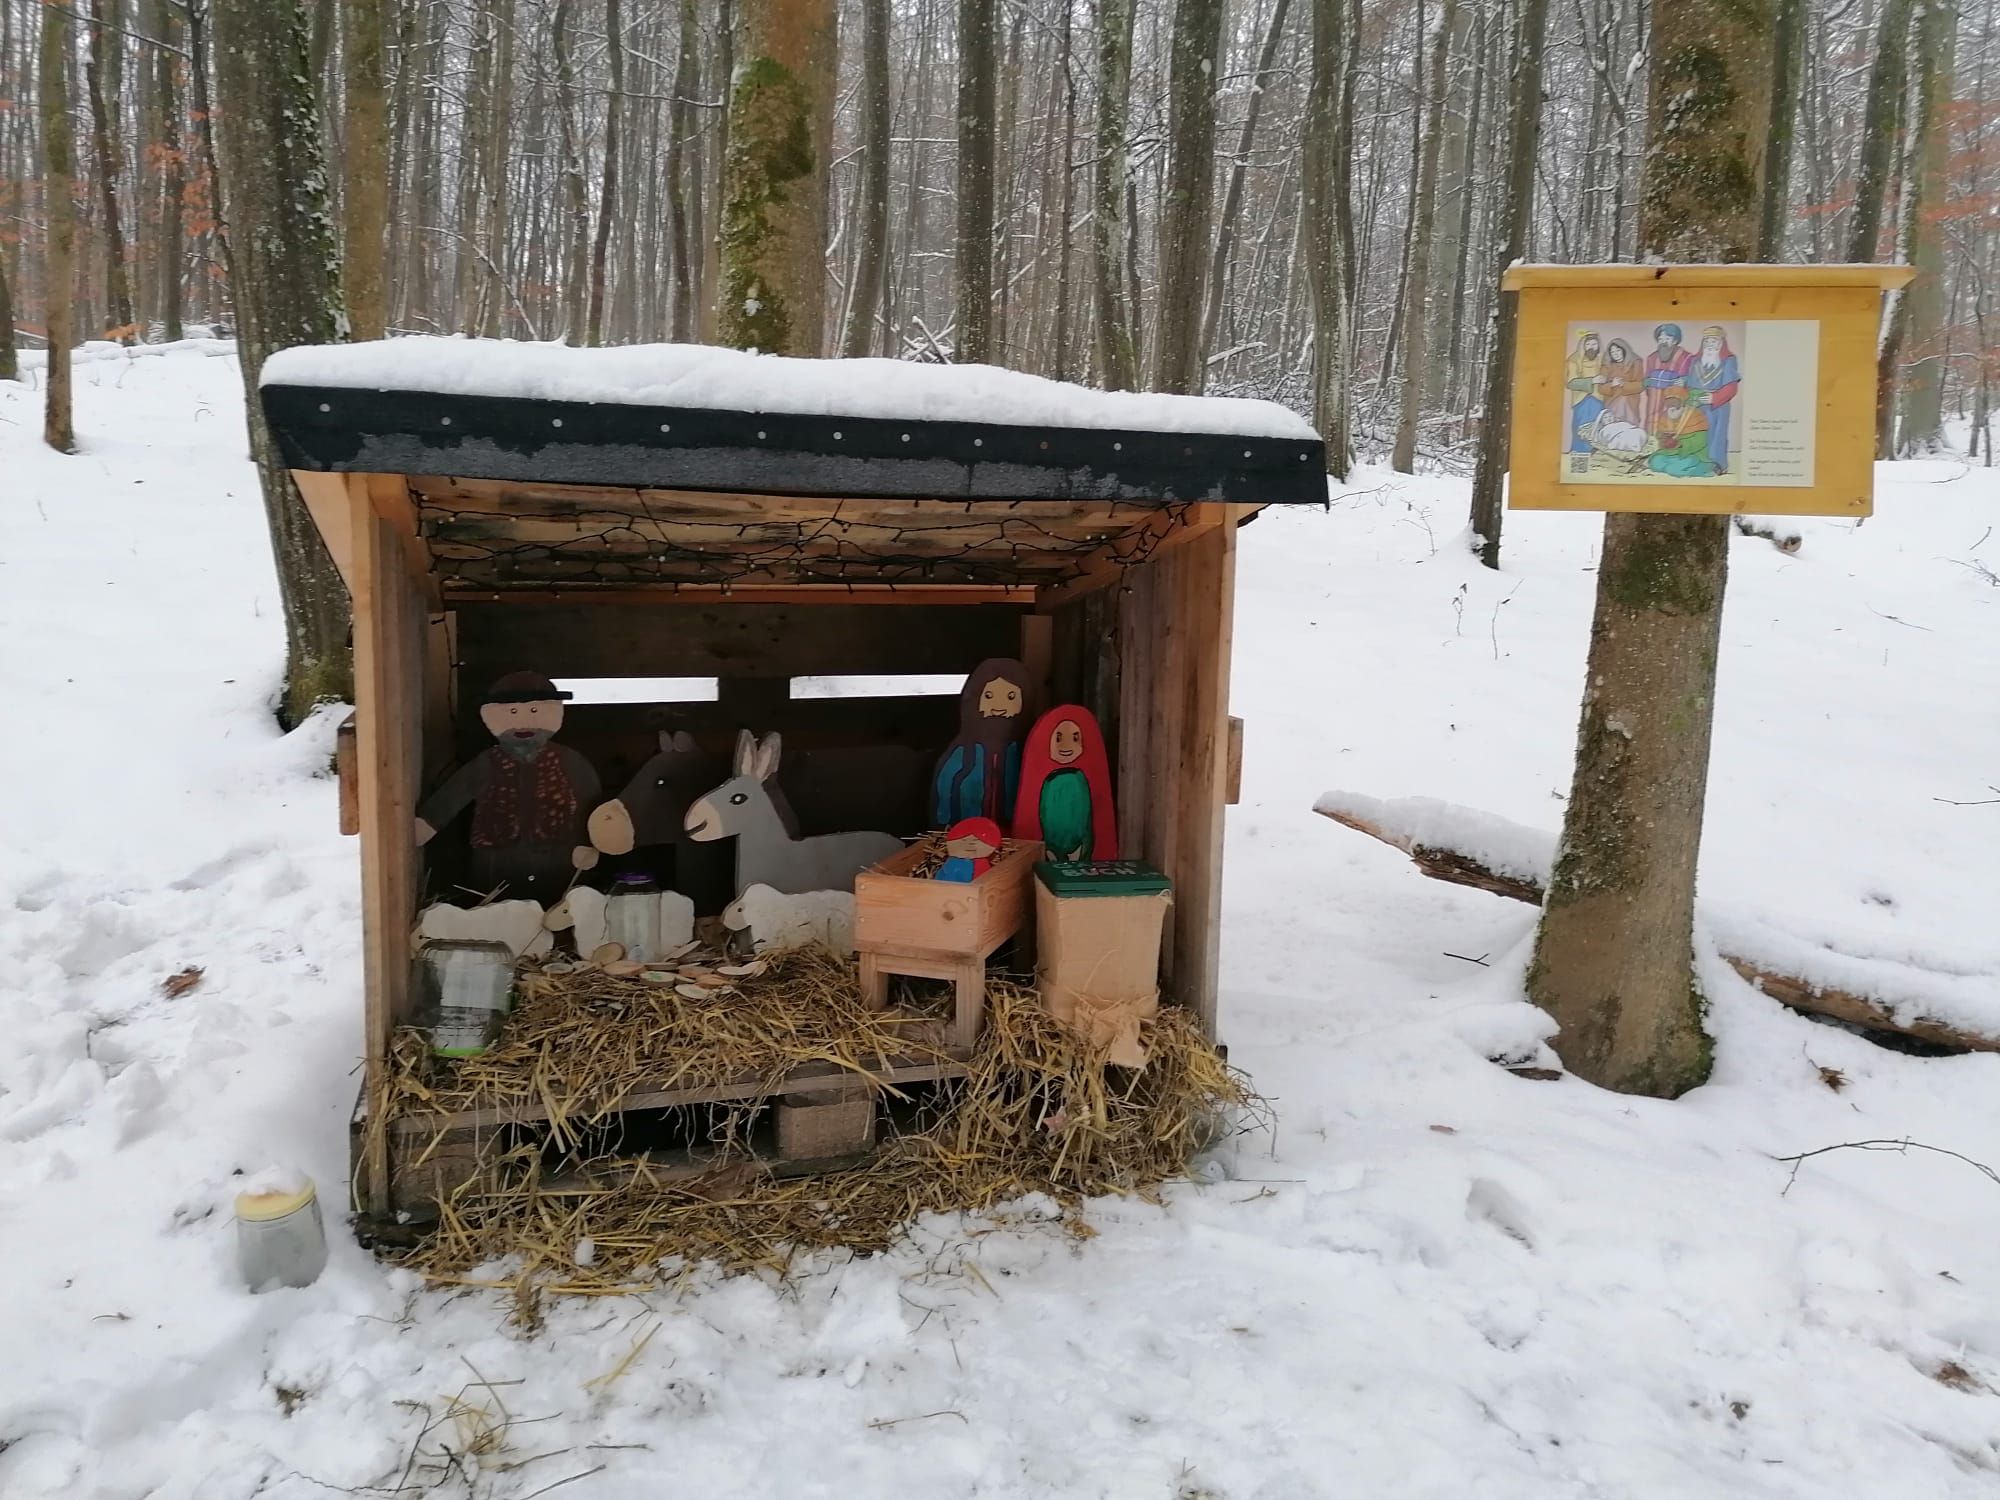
xmin=42 ymin=0 xmax=76 ymax=450
xmin=153 ymin=0 xmax=185 ymax=341
xmin=1152 ymin=0 xmax=1224 ymax=393
xmin=842 ymin=0 xmax=891 ymax=355
xmin=342 ymin=0 xmax=390 ymax=338
xmin=1895 ymin=0 xmax=1955 ymax=454
xmin=1093 ymin=0 xmax=1137 ymax=389
xmin=1464 ymin=0 xmax=1551 ymax=567
xmin=212 ymin=0 xmax=354 ymax=723
xmin=719 ymin=0 xmax=837 ymax=354
xmin=1758 ymin=0 xmax=1804 ymax=258
xmin=1428 ymin=0 xmax=1478 ymax=411
xmin=477 ymin=0 xmax=517 ymax=337
xmin=702 ymin=0 xmax=734 ymax=341
xmin=1050 ymin=0 xmax=1077 ymax=380
xmin=554 ymin=0 xmax=592 ymax=340
xmin=1302 ymin=0 xmax=1349 ymax=474
xmin=1198 ymin=0 xmax=1290 ymax=383
xmin=667 ymin=0 xmax=701 ymax=340
xmin=1527 ymin=0 xmax=1774 ymax=1098
xmin=0 ymin=239 xmax=14 ymax=378
xmin=85 ymin=0 xmax=135 ymax=342
xmin=1391 ymin=0 xmax=1457 ymax=473
xmin=587 ymin=0 xmax=625 ymax=345
xmin=955 ymin=0 xmax=996 ymax=361
xmin=1846 ymin=0 xmax=1917 ymax=262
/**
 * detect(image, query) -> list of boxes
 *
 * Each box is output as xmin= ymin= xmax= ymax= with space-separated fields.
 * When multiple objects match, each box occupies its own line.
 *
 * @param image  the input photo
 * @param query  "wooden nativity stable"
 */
xmin=259 ymin=340 xmax=1326 ymax=1218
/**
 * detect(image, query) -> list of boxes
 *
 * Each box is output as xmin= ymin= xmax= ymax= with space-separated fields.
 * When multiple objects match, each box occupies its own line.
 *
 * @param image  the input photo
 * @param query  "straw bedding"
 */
xmin=380 ymin=949 xmax=1260 ymax=1310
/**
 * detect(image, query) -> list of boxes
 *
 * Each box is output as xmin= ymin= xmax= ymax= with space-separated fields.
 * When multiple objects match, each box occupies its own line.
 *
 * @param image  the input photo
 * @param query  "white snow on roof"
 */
xmin=260 ymin=337 xmax=1319 ymax=442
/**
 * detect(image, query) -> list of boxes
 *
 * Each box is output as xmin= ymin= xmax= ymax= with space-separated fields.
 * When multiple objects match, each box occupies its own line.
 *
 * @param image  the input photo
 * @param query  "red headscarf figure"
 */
xmin=1013 ymin=706 xmax=1117 ymax=862
xmin=936 ymin=816 xmax=1004 ymax=882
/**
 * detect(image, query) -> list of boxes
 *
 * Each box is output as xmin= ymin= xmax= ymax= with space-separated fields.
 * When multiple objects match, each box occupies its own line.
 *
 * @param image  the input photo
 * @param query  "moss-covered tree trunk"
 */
xmin=719 ymin=0 xmax=836 ymax=355
xmin=1526 ymin=0 xmax=1772 ymax=1098
xmin=213 ymin=0 xmax=354 ymax=725
xmin=1893 ymin=0 xmax=1956 ymax=455
xmin=1152 ymin=0 xmax=1224 ymax=394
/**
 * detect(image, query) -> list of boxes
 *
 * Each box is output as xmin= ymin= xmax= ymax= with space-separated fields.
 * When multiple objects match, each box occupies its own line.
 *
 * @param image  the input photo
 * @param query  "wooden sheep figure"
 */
xmin=722 ymin=884 xmax=857 ymax=954
xmin=684 ymin=731 xmax=901 ymax=896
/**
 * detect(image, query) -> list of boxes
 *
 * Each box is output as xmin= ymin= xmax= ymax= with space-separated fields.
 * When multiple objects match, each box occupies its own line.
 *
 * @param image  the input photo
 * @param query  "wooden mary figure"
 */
xmin=1013 ymin=706 xmax=1118 ymax=863
xmin=931 ymin=658 xmax=1029 ymax=830
xmin=414 ymin=672 xmax=602 ymax=902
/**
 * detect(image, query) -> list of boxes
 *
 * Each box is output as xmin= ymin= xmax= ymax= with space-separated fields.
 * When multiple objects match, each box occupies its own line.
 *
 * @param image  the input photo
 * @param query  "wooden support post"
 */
xmin=1117 ymin=512 xmax=1237 ymax=1036
xmin=347 ymin=472 xmax=427 ymax=1214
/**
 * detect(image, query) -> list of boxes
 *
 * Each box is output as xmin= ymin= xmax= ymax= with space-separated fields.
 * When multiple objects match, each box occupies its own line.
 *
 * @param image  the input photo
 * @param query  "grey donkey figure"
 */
xmin=684 ymin=730 xmax=902 ymax=894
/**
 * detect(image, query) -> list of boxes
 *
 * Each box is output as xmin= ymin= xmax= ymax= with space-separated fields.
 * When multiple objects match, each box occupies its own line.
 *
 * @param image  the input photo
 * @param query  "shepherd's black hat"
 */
xmin=484 ymin=671 xmax=572 ymax=704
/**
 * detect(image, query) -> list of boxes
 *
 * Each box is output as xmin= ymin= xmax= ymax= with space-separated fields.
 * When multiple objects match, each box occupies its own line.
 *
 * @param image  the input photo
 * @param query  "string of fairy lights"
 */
xmin=419 ymin=494 xmax=1202 ymax=591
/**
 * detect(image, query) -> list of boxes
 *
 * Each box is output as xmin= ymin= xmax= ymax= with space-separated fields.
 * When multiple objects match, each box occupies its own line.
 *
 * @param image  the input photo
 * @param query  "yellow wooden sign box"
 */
xmin=1503 ymin=264 xmax=1914 ymax=517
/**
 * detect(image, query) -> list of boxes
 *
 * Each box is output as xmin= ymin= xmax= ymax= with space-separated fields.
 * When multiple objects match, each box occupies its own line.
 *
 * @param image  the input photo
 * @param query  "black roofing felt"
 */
xmin=260 ymin=384 xmax=1330 ymax=505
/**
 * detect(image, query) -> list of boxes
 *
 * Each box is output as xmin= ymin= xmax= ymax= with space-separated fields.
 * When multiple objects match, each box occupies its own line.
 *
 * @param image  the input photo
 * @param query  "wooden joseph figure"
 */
xmin=931 ymin=658 xmax=1030 ymax=829
xmin=415 ymin=672 xmax=602 ymax=902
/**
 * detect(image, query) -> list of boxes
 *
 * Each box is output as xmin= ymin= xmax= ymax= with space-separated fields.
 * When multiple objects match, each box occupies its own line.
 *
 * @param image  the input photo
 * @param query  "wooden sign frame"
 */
xmin=1503 ymin=264 xmax=1914 ymax=517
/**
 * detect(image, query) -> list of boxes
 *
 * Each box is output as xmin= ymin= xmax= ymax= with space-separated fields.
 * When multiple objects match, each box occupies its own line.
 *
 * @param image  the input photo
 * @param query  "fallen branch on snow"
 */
xmin=1772 ymin=1137 xmax=2000 ymax=1196
xmin=1314 ymin=790 xmax=2000 ymax=1055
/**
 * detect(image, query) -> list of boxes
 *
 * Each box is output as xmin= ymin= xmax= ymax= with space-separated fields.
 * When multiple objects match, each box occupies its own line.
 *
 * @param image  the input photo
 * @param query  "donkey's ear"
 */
xmin=660 ymin=728 xmax=696 ymax=754
xmin=733 ymin=728 xmax=758 ymax=775
xmin=752 ymin=731 xmax=783 ymax=781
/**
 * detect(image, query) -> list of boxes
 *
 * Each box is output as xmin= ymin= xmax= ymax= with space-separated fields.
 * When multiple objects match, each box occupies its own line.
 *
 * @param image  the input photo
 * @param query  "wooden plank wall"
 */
xmin=348 ymin=473 xmax=429 ymax=1213
xmin=1114 ymin=512 xmax=1239 ymax=1035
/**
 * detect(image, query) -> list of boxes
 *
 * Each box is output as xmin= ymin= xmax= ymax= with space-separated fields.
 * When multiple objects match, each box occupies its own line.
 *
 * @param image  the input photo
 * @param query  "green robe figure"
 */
xmin=1013 ymin=707 xmax=1119 ymax=862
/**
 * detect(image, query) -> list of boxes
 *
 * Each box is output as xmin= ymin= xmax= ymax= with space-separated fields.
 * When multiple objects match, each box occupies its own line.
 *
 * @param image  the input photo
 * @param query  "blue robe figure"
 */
xmin=1681 ymin=326 xmax=1741 ymax=475
xmin=929 ymin=659 xmax=1029 ymax=828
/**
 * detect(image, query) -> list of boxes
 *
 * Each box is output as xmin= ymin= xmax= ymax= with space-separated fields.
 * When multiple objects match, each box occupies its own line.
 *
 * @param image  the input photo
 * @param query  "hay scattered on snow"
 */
xmin=386 ymin=961 xmax=1260 ymax=1312
xmin=387 ymin=945 xmax=951 ymax=1151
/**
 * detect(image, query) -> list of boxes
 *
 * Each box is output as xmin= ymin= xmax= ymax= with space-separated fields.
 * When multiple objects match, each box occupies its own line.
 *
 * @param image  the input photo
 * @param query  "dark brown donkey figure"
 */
xmin=587 ymin=728 xmax=713 ymax=858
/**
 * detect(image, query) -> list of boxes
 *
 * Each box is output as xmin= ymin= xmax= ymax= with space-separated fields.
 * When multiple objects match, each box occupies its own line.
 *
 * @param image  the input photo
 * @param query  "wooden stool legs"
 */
xmin=854 ymin=947 xmax=989 ymax=1051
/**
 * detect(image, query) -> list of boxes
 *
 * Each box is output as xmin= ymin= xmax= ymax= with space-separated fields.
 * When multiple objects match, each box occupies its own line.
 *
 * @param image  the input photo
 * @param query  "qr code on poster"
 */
xmin=1566 ymin=454 xmax=1591 ymax=477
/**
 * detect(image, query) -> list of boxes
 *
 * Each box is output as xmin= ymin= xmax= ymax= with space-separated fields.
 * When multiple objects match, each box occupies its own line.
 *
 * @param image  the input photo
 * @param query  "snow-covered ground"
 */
xmin=3 ymin=343 xmax=1999 ymax=1498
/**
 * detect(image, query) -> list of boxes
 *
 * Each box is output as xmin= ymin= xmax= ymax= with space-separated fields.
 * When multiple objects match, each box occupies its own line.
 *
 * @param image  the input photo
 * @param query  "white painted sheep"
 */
xmin=721 ymin=884 xmax=856 ymax=955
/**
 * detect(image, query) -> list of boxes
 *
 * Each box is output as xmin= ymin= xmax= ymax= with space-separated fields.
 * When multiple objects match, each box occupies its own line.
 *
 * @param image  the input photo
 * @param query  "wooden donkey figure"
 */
xmin=685 ymin=731 xmax=901 ymax=895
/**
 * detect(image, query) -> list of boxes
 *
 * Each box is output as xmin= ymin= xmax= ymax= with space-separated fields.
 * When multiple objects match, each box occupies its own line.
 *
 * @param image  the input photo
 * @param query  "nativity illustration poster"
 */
xmin=1556 ymin=320 xmax=1820 ymax=488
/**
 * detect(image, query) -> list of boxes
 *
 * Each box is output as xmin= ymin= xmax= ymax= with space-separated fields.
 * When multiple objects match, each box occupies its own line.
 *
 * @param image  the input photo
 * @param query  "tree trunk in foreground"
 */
xmin=212 ymin=0 xmax=354 ymax=724
xmin=1464 ymin=0 xmax=1550 ymax=566
xmin=342 ymin=0 xmax=391 ymax=340
xmin=720 ymin=0 xmax=836 ymax=354
xmin=42 ymin=0 xmax=76 ymax=451
xmin=1526 ymin=2 xmax=1773 ymax=1098
xmin=955 ymin=0 xmax=997 ymax=362
xmin=587 ymin=0 xmax=625 ymax=345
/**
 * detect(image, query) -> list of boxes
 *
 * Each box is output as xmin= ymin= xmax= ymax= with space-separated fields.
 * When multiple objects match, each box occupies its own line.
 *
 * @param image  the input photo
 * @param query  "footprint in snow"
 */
xmin=1465 ymin=1177 xmax=1538 ymax=1251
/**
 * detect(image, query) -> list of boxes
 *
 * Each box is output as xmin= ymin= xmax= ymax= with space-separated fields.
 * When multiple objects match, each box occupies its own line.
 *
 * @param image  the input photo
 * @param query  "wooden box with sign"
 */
xmin=1503 ymin=264 xmax=1914 ymax=518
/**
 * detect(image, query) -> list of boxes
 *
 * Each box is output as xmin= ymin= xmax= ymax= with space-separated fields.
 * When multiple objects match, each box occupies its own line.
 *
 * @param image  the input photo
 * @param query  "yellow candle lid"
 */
xmin=235 ymin=1179 xmax=318 ymax=1222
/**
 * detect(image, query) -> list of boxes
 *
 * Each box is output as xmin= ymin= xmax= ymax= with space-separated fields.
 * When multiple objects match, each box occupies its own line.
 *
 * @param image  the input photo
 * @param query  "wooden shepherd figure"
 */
xmin=931 ymin=658 xmax=1030 ymax=830
xmin=1013 ymin=705 xmax=1118 ymax=862
xmin=414 ymin=672 xmax=602 ymax=902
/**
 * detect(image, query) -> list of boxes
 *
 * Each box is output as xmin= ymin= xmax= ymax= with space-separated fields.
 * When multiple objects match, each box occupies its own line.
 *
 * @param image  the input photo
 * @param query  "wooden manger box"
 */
xmin=261 ymin=339 xmax=1326 ymax=1224
xmin=854 ymin=838 xmax=1043 ymax=1049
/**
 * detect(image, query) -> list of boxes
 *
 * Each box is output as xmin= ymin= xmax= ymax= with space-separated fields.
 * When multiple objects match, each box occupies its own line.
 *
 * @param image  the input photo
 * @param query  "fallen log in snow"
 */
xmin=1314 ymin=790 xmax=2000 ymax=1055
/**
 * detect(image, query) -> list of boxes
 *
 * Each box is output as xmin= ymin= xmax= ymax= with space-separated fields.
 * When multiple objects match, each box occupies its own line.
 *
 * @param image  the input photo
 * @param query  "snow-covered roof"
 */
xmin=260 ymin=338 xmax=1328 ymax=505
xmin=261 ymin=337 xmax=1317 ymax=441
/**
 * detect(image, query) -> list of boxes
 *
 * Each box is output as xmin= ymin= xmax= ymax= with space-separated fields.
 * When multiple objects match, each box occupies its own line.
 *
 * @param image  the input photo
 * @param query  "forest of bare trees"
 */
xmin=0 ymin=0 xmax=1990 ymax=470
